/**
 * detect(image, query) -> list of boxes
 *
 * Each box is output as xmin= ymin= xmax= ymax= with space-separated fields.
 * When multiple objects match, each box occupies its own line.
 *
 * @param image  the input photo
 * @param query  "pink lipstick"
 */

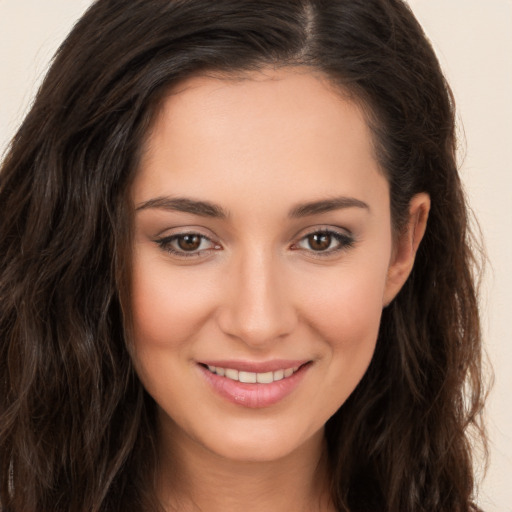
xmin=198 ymin=360 xmax=311 ymax=408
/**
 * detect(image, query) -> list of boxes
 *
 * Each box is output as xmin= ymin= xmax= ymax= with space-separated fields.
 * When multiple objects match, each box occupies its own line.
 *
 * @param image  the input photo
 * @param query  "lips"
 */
xmin=198 ymin=360 xmax=311 ymax=408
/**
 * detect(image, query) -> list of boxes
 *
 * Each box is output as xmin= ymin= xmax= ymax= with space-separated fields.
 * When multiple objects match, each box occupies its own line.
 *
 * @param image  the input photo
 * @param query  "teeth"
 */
xmin=225 ymin=368 xmax=239 ymax=380
xmin=256 ymin=371 xmax=274 ymax=384
xmin=239 ymin=371 xmax=257 ymax=383
xmin=206 ymin=365 xmax=301 ymax=383
xmin=273 ymin=369 xmax=284 ymax=381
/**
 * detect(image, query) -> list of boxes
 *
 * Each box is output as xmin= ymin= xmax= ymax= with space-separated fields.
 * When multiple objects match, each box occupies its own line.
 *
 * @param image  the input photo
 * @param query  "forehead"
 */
xmin=134 ymin=67 xmax=387 ymax=214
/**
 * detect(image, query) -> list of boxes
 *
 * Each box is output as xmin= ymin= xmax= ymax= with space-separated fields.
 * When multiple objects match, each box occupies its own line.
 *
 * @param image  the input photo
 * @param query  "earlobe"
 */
xmin=383 ymin=193 xmax=430 ymax=306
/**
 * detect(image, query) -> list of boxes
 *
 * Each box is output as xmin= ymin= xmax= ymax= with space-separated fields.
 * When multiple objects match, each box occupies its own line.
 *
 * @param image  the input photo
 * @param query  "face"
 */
xmin=130 ymin=68 xmax=427 ymax=464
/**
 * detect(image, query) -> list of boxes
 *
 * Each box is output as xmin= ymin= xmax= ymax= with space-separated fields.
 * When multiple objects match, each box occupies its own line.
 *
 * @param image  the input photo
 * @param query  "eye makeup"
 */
xmin=155 ymin=232 xmax=221 ymax=258
xmin=154 ymin=226 xmax=355 ymax=260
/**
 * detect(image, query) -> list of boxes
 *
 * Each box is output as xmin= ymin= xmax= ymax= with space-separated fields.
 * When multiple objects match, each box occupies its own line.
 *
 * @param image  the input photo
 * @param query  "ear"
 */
xmin=383 ymin=193 xmax=430 ymax=306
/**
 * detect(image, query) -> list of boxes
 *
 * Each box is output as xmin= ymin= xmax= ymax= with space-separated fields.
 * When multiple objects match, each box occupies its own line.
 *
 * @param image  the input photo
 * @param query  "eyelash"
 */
xmin=155 ymin=229 xmax=355 ymax=259
xmin=155 ymin=232 xmax=220 ymax=258
xmin=291 ymin=229 xmax=355 ymax=256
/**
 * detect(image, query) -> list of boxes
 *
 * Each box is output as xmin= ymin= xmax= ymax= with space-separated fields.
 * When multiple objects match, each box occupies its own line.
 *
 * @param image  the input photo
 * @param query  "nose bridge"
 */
xmin=218 ymin=245 xmax=296 ymax=347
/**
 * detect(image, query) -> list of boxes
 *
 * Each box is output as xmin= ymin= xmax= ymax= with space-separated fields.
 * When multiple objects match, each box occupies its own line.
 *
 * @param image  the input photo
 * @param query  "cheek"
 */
xmin=130 ymin=253 xmax=217 ymax=350
xmin=297 ymin=258 xmax=389 ymax=401
xmin=304 ymin=260 xmax=387 ymax=345
xmin=129 ymin=255 xmax=219 ymax=403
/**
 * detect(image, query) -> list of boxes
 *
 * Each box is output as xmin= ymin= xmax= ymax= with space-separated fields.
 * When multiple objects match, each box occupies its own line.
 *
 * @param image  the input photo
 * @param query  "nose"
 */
xmin=216 ymin=249 xmax=297 ymax=349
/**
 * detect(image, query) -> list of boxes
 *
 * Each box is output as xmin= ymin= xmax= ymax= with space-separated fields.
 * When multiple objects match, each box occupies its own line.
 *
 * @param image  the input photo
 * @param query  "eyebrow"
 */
xmin=288 ymin=196 xmax=370 ymax=218
xmin=136 ymin=197 xmax=229 ymax=218
xmin=135 ymin=195 xmax=369 ymax=218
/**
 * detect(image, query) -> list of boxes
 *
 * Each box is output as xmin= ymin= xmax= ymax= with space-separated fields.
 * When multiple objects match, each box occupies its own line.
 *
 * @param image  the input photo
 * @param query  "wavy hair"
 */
xmin=0 ymin=0 xmax=486 ymax=510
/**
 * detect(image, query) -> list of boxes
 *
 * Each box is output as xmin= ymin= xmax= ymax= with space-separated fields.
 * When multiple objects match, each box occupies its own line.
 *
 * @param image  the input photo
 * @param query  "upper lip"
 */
xmin=198 ymin=359 xmax=310 ymax=373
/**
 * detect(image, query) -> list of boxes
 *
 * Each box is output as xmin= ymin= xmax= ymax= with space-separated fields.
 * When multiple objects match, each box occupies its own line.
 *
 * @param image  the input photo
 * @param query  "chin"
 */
xmin=195 ymin=421 xmax=325 ymax=464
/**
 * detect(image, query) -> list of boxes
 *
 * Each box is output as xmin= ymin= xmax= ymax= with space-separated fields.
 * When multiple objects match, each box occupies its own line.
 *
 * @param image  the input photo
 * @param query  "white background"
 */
xmin=1 ymin=1 xmax=510 ymax=510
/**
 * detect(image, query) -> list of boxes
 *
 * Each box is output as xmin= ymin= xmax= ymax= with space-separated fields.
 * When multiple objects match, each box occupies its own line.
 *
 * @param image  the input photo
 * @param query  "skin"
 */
xmin=130 ymin=67 xmax=429 ymax=511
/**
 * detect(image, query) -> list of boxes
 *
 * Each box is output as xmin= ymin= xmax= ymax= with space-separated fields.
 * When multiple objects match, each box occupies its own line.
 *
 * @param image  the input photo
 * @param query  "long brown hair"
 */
xmin=0 ymin=1 xmax=486 ymax=510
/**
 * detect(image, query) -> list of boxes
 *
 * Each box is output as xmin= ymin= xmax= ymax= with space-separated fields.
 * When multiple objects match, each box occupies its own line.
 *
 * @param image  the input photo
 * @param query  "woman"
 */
xmin=0 ymin=1 xmax=486 ymax=511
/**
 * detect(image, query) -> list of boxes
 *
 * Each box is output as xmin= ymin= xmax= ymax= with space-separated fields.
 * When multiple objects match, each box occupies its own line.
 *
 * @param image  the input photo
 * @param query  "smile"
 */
xmin=206 ymin=365 xmax=300 ymax=384
xmin=199 ymin=361 xmax=311 ymax=408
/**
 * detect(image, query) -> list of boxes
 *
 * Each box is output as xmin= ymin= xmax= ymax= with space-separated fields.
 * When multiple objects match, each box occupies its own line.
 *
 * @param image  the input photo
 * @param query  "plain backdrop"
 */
xmin=1 ymin=1 xmax=511 ymax=511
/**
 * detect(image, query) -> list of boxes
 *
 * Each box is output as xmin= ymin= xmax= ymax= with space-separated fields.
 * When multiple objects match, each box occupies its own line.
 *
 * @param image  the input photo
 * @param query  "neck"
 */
xmin=156 ymin=418 xmax=334 ymax=512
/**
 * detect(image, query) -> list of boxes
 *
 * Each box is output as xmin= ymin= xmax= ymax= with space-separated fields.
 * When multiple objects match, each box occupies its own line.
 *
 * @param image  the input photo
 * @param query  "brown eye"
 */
xmin=295 ymin=229 xmax=355 ymax=256
xmin=156 ymin=232 xmax=219 ymax=257
xmin=307 ymin=232 xmax=332 ymax=251
xmin=177 ymin=234 xmax=202 ymax=251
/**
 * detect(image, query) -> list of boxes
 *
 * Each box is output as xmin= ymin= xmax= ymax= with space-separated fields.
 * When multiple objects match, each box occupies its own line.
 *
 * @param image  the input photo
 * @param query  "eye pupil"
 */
xmin=308 ymin=233 xmax=331 ymax=251
xmin=178 ymin=234 xmax=201 ymax=251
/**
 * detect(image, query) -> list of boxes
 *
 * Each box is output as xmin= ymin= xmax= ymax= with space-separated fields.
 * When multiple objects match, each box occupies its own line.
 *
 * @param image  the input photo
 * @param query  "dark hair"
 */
xmin=0 ymin=1 xmax=486 ymax=511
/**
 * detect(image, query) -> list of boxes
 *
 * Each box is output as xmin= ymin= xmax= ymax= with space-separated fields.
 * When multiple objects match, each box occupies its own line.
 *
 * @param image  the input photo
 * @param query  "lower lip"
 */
xmin=198 ymin=364 xmax=310 ymax=408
